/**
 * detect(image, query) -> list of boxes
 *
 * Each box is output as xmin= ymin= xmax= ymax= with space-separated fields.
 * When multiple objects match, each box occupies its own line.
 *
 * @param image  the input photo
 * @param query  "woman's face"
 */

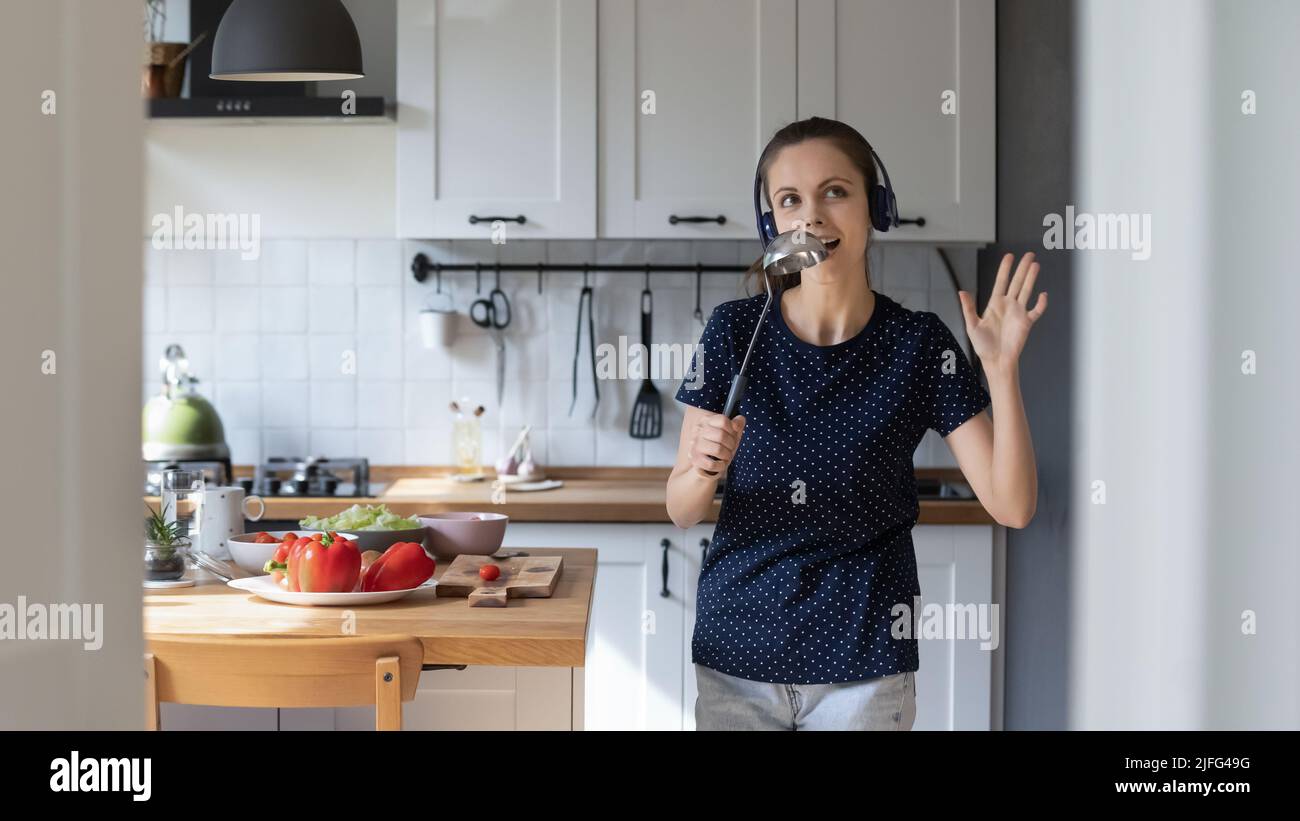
xmin=764 ymin=137 xmax=870 ymax=284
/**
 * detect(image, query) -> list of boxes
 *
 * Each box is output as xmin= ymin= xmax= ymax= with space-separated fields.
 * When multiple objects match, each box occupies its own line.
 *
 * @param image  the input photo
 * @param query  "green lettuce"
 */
xmin=299 ymin=503 xmax=420 ymax=532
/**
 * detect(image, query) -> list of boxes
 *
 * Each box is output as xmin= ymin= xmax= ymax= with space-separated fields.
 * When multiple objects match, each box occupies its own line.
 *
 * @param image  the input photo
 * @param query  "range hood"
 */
xmin=148 ymin=0 xmax=386 ymax=121
xmin=147 ymin=95 xmax=386 ymax=119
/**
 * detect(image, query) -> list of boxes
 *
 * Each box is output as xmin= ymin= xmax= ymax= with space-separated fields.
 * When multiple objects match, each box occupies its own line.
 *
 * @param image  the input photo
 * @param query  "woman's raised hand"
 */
xmin=958 ymin=251 xmax=1048 ymax=375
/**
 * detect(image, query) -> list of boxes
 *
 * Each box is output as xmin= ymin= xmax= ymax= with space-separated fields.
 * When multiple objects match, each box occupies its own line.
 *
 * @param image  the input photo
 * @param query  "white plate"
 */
xmin=508 ymin=479 xmax=564 ymax=492
xmin=227 ymin=575 xmax=437 ymax=606
xmin=495 ymin=473 xmax=548 ymax=485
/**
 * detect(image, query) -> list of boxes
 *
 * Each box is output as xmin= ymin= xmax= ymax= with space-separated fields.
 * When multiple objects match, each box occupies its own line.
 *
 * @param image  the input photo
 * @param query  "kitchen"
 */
xmin=134 ymin=0 xmax=1002 ymax=731
xmin=5 ymin=0 xmax=1297 ymax=748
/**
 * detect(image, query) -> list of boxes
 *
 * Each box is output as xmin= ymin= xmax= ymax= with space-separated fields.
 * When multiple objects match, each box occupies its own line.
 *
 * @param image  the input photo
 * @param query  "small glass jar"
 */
xmin=453 ymin=411 xmax=482 ymax=475
xmin=144 ymin=538 xmax=189 ymax=581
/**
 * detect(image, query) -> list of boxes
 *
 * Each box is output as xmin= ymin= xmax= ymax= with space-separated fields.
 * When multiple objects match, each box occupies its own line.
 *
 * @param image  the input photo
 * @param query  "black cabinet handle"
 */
xmin=669 ymin=214 xmax=726 ymax=225
xmin=468 ymin=214 xmax=526 ymax=225
xmin=897 ymin=216 xmax=926 ymax=227
xmin=660 ymin=538 xmax=671 ymax=598
xmin=699 ymin=537 xmax=710 ymax=565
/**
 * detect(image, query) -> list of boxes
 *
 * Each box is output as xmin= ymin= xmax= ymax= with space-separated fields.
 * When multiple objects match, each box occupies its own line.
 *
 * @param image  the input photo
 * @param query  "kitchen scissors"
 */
xmin=471 ymin=264 xmax=511 ymax=406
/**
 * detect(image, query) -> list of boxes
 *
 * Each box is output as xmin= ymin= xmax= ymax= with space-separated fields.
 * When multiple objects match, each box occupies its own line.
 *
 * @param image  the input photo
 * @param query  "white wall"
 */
xmin=145 ymin=122 xmax=397 ymax=237
xmin=1072 ymin=0 xmax=1299 ymax=730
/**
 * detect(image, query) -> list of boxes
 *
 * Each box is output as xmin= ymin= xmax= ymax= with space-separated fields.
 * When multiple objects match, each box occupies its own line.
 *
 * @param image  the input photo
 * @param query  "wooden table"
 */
xmin=144 ymin=547 xmax=597 ymax=668
xmin=144 ymin=548 xmax=596 ymax=729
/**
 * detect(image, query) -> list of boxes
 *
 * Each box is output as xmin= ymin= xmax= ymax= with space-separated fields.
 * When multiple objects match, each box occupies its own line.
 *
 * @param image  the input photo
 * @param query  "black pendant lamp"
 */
xmin=210 ymin=0 xmax=364 ymax=82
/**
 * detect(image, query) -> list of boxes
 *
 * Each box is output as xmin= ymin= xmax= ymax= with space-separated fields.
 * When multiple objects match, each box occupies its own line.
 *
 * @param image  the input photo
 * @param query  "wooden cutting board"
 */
xmin=435 ymin=555 xmax=564 ymax=607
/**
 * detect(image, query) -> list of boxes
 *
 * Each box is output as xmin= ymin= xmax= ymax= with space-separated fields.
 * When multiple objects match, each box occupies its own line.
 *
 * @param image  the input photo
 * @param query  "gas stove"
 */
xmin=241 ymin=456 xmax=382 ymax=498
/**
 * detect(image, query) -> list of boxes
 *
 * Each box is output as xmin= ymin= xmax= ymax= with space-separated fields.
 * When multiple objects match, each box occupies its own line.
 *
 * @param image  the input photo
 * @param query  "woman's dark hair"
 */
xmin=744 ymin=116 xmax=879 ymax=295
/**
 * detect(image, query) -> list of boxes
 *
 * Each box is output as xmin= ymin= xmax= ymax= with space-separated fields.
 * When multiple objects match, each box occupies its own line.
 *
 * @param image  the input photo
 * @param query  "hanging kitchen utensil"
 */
xmin=470 ymin=264 xmax=511 ymax=407
xmin=419 ymin=272 xmax=458 ymax=349
xmin=629 ymin=267 xmax=663 ymax=439
xmin=570 ymin=265 xmax=599 ymax=418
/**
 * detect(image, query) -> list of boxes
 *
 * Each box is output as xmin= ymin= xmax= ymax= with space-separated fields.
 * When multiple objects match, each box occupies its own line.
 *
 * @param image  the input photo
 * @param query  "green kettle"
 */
xmin=142 ymin=344 xmax=230 ymax=461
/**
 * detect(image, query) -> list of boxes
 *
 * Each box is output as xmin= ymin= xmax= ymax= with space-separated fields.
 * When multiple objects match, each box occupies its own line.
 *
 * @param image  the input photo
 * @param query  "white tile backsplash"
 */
xmin=213 ymin=249 xmax=260 ymax=286
xmin=308 ymin=239 xmax=355 ymax=284
xmin=259 ymin=240 xmax=307 ymax=285
xmin=260 ymin=335 xmax=308 ymax=381
xmin=214 ymin=334 xmax=261 ymax=381
xmin=309 ymin=381 xmax=357 ymax=429
xmin=308 ymin=334 xmax=357 ymax=380
xmin=357 ymin=381 xmax=404 ymax=429
xmin=215 ymin=286 xmax=261 ymax=333
xmin=260 ymin=286 xmax=309 ymax=333
xmin=146 ymin=239 xmax=968 ymax=466
xmin=165 ymin=249 xmax=214 ymax=286
xmin=355 ymin=239 xmax=403 ymax=285
xmin=167 ymin=286 xmax=213 ymax=332
xmin=308 ymin=285 xmax=357 ymax=333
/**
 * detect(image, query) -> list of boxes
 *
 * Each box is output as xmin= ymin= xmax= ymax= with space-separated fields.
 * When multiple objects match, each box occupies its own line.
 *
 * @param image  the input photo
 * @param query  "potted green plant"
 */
xmin=144 ymin=501 xmax=190 ymax=581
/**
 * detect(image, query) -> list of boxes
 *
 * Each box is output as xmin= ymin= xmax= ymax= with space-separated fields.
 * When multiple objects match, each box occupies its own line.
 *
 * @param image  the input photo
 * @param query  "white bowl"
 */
xmin=226 ymin=530 xmax=357 ymax=575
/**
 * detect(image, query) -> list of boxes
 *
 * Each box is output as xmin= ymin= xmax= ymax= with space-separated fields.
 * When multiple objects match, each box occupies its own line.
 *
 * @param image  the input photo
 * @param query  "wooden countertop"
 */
xmin=235 ymin=468 xmax=996 ymax=525
xmin=143 ymin=548 xmax=596 ymax=668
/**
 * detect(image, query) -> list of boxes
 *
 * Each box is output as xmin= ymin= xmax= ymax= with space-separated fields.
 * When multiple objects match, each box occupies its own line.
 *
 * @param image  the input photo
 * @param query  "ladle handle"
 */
xmin=722 ymin=373 xmax=747 ymax=419
xmin=699 ymin=374 xmax=749 ymax=477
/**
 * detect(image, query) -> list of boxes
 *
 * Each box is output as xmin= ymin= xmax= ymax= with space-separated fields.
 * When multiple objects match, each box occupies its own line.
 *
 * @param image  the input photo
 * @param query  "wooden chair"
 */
xmin=144 ymin=634 xmax=424 ymax=731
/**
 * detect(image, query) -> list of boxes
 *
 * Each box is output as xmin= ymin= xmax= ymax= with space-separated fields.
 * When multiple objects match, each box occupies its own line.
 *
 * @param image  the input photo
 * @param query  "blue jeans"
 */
xmin=694 ymin=664 xmax=916 ymax=731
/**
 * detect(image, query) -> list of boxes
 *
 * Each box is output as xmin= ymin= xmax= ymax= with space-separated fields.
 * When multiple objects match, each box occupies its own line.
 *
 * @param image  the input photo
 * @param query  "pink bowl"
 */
xmin=419 ymin=512 xmax=508 ymax=560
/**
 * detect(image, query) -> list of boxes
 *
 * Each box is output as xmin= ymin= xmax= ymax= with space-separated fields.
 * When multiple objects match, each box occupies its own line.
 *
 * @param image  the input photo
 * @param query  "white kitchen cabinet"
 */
xmin=796 ymin=0 xmax=995 ymax=243
xmin=912 ymin=524 xmax=997 ymax=730
xmin=397 ymin=0 xmax=597 ymax=238
xmin=335 ymin=665 xmax=576 ymax=731
xmin=681 ymin=524 xmax=712 ymax=730
xmin=598 ymin=0 xmax=797 ymax=239
xmin=505 ymin=522 xmax=688 ymax=730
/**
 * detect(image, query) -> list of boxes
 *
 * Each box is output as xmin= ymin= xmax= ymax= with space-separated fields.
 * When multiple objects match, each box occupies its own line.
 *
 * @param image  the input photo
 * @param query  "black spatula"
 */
xmin=629 ymin=284 xmax=662 ymax=439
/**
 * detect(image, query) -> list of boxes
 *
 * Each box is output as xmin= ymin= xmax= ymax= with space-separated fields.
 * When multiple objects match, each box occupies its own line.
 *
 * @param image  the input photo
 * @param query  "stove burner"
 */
xmin=252 ymin=456 xmax=375 ymax=498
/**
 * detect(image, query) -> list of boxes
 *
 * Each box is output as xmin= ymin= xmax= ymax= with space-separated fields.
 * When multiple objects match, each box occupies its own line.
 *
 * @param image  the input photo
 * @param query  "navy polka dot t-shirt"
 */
xmin=674 ymin=288 xmax=990 ymax=684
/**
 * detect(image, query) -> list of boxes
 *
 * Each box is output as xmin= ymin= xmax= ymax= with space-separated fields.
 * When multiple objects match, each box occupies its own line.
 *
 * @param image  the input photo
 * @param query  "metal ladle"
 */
xmin=701 ymin=231 xmax=825 ymax=478
xmin=720 ymin=231 xmax=828 ymax=417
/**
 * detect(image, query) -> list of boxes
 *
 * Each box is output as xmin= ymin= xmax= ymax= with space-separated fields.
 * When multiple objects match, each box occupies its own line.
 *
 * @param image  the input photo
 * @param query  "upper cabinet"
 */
xmin=598 ymin=0 xmax=797 ymax=240
xmin=395 ymin=0 xmax=994 ymax=243
xmin=797 ymin=0 xmax=995 ymax=243
xmin=396 ymin=0 xmax=597 ymax=239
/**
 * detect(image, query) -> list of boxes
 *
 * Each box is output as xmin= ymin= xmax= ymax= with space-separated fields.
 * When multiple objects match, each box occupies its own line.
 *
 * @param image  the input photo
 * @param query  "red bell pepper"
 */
xmin=361 ymin=542 xmax=436 ymax=592
xmin=287 ymin=532 xmax=361 ymax=593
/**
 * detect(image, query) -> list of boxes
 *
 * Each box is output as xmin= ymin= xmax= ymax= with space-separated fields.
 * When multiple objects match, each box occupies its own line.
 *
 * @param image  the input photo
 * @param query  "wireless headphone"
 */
xmin=753 ymin=139 xmax=900 ymax=247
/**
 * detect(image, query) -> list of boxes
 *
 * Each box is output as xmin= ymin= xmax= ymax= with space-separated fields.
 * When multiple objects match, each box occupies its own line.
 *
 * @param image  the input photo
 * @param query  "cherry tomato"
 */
xmin=253 ymin=532 xmax=276 ymax=544
xmin=479 ymin=564 xmax=501 ymax=582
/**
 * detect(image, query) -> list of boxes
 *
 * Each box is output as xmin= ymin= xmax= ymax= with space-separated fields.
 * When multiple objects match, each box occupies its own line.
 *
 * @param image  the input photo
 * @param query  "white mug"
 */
xmin=195 ymin=486 xmax=264 ymax=560
xmin=419 ymin=308 xmax=458 ymax=348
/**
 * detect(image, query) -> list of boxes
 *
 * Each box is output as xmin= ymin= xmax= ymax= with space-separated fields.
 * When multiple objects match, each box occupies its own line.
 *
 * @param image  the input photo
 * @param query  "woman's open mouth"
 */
xmin=822 ymin=238 xmax=841 ymax=256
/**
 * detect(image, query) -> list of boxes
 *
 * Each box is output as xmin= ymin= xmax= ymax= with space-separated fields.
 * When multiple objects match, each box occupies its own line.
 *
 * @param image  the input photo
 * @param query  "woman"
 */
xmin=667 ymin=117 xmax=1045 ymax=731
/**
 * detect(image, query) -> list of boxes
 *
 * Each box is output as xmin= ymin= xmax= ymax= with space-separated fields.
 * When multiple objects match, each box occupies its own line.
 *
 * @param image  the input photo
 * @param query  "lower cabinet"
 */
xmin=160 ymin=522 xmax=998 ymax=731
xmin=509 ymin=522 xmax=998 ymax=731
